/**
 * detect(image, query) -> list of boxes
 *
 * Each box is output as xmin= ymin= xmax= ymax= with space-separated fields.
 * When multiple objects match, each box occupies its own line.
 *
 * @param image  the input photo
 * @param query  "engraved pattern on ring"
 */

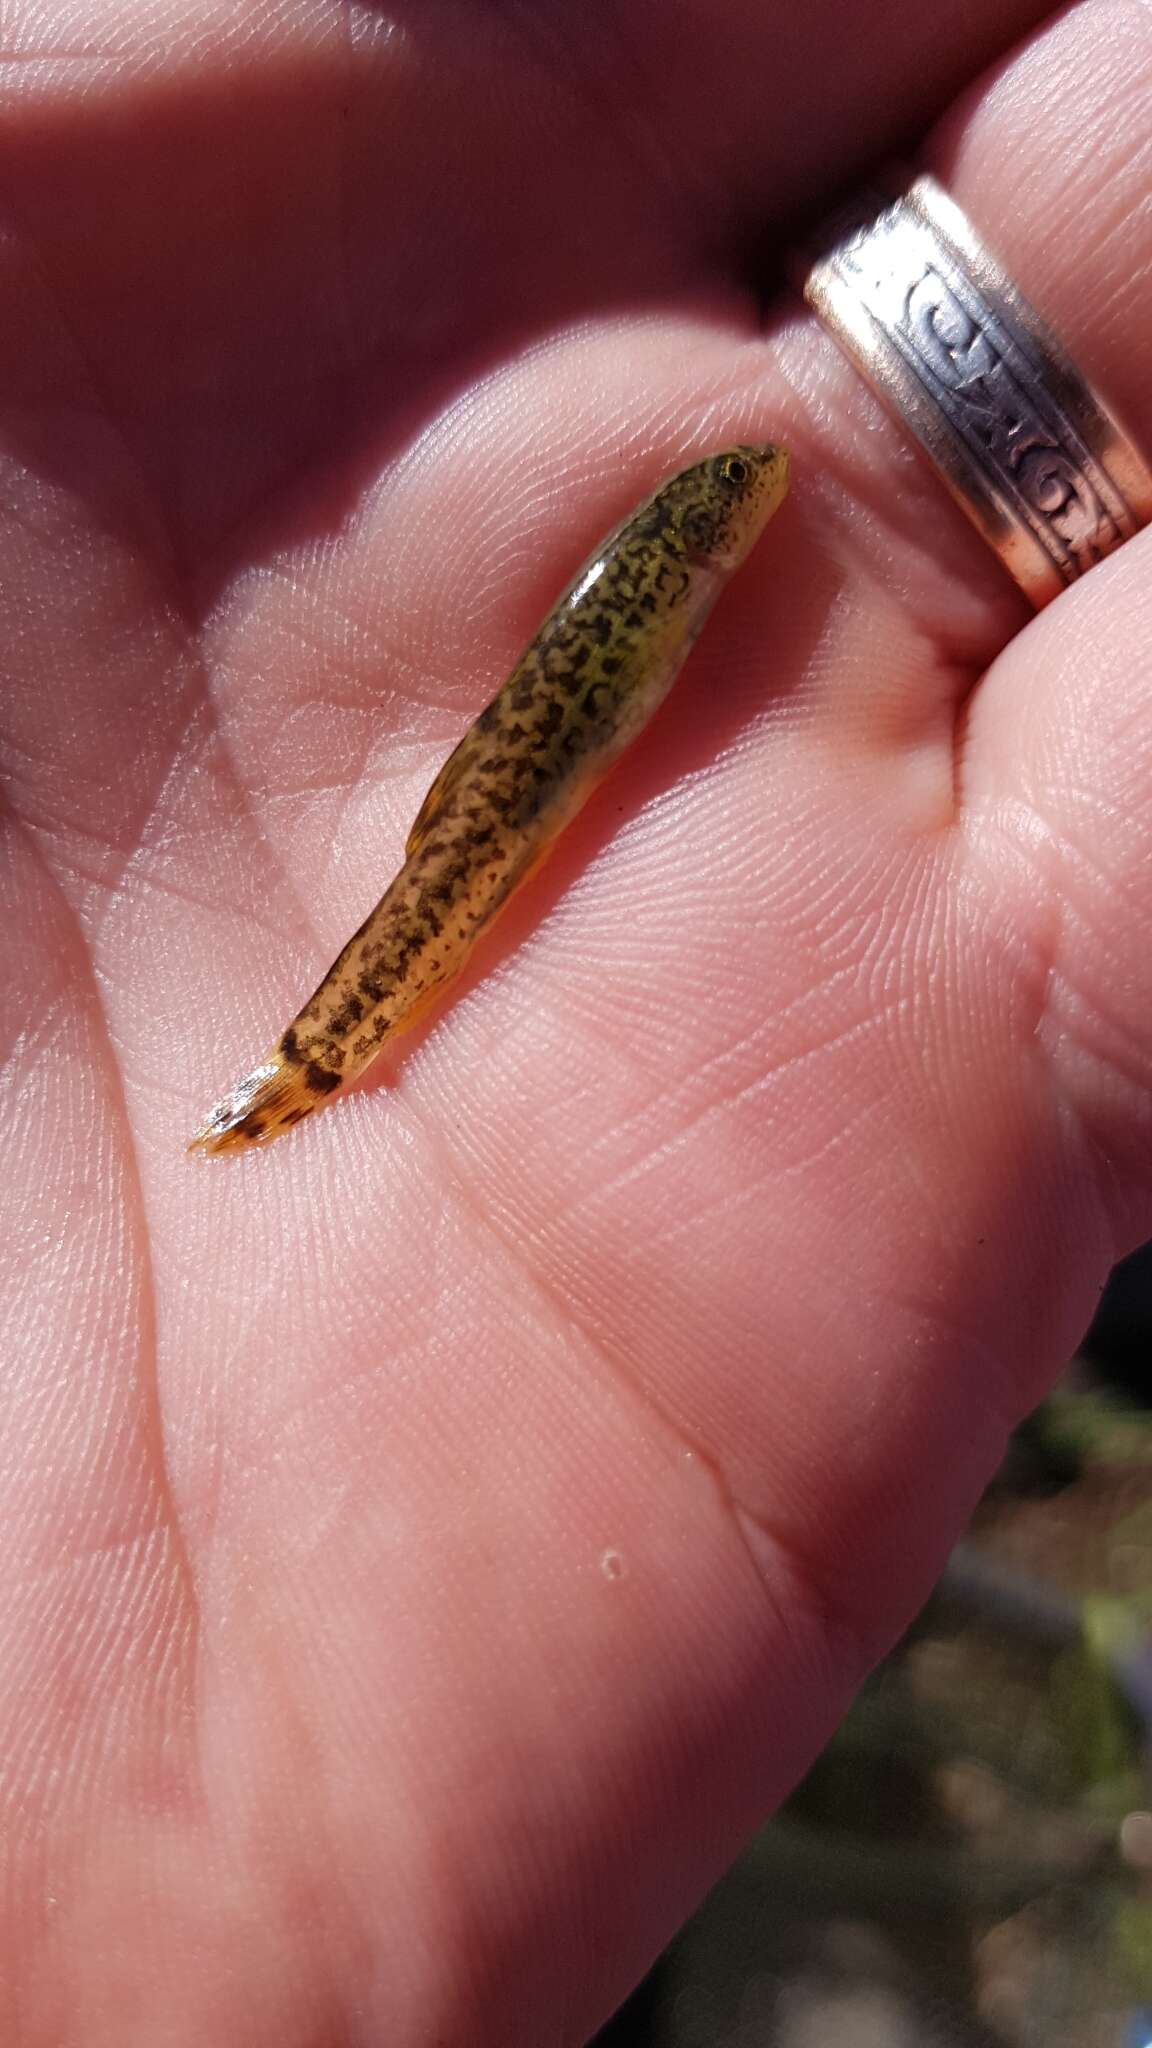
xmin=834 ymin=206 xmax=1138 ymax=586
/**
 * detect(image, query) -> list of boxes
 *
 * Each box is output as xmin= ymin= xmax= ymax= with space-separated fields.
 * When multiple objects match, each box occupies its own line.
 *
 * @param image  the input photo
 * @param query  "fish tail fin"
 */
xmin=187 ymin=1046 xmax=331 ymax=1156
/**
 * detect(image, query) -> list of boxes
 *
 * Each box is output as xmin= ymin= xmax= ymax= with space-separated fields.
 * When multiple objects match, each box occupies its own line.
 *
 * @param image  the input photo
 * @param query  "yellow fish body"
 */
xmin=190 ymin=443 xmax=788 ymax=1154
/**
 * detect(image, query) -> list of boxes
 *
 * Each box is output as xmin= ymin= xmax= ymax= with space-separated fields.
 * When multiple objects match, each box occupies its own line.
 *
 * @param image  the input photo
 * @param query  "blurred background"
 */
xmin=593 ymin=1244 xmax=1152 ymax=2048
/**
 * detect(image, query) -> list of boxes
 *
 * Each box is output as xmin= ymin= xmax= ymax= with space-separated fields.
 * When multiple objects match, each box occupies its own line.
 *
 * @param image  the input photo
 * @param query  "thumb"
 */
xmin=963 ymin=524 xmax=1152 ymax=1241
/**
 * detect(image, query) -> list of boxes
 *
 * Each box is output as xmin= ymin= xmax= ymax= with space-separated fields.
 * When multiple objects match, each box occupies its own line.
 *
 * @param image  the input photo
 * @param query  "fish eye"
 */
xmin=721 ymin=456 xmax=748 ymax=486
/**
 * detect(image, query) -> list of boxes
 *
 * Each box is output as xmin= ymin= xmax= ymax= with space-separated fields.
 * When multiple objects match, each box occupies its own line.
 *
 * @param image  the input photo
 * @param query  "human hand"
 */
xmin=3 ymin=0 xmax=1150 ymax=2039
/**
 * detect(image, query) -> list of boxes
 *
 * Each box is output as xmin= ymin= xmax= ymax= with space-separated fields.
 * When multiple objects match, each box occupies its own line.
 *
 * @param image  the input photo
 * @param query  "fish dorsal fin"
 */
xmin=405 ymin=732 xmax=475 ymax=859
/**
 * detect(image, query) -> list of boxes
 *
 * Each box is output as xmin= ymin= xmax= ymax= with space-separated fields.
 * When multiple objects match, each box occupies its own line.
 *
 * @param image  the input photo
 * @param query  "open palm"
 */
xmin=4 ymin=0 xmax=1152 ymax=2039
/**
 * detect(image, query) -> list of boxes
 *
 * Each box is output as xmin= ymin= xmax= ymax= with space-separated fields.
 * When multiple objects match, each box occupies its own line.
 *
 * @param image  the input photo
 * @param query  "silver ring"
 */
xmin=803 ymin=174 xmax=1152 ymax=608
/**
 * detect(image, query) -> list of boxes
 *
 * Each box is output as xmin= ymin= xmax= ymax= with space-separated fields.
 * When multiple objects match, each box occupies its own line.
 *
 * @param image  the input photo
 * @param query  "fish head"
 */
xmin=659 ymin=443 xmax=789 ymax=569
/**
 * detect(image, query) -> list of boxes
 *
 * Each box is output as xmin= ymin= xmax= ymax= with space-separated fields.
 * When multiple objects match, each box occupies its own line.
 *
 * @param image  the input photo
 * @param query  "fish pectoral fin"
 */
xmin=405 ymin=731 xmax=478 ymax=858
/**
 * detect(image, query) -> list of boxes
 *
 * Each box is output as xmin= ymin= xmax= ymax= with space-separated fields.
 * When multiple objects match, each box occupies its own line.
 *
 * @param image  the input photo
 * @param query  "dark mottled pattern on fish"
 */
xmin=188 ymin=444 xmax=789 ymax=1154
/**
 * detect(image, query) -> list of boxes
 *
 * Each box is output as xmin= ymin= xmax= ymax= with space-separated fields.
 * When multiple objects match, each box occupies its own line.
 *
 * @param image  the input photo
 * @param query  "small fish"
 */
xmin=189 ymin=443 xmax=789 ymax=1154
